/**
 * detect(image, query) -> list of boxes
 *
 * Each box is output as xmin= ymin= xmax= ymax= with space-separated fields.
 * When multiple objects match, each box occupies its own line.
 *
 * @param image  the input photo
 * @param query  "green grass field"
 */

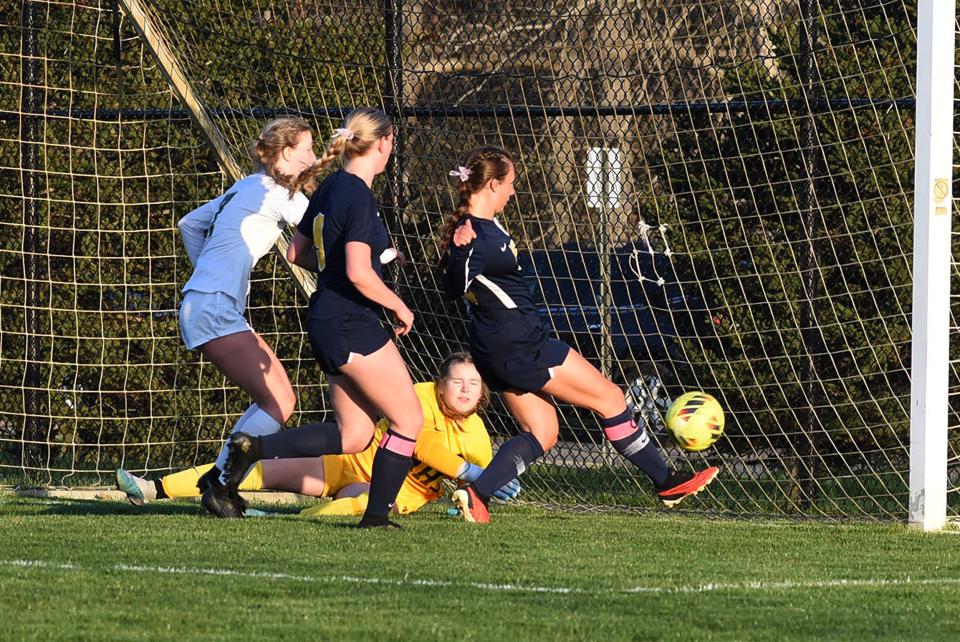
xmin=2 ymin=496 xmax=959 ymax=641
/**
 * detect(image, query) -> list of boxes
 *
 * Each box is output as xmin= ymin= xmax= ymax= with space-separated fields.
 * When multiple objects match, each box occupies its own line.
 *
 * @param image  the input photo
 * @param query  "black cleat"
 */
xmin=196 ymin=465 xmax=223 ymax=494
xmin=200 ymin=484 xmax=246 ymax=519
xmin=357 ymin=513 xmax=402 ymax=529
xmin=223 ymin=432 xmax=260 ymax=491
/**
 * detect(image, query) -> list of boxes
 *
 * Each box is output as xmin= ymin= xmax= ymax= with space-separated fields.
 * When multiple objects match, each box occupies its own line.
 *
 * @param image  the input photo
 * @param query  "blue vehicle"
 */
xmin=519 ymin=241 xmax=708 ymax=367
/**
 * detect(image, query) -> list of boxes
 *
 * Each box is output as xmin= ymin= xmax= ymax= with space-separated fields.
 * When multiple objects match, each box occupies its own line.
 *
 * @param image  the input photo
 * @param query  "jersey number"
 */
xmin=409 ymin=463 xmax=444 ymax=486
xmin=205 ymin=190 xmax=237 ymax=239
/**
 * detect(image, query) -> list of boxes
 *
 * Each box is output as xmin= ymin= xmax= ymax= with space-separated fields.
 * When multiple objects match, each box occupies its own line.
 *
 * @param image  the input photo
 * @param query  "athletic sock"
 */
xmin=237 ymin=461 xmax=265 ymax=491
xmin=601 ymin=408 xmax=669 ymax=486
xmin=362 ymin=429 xmax=416 ymax=518
xmin=212 ymin=404 xmax=261 ymax=470
xmin=215 ymin=405 xmax=281 ymax=484
xmin=301 ymin=494 xmax=368 ymax=517
xmin=154 ymin=479 xmax=168 ymax=500
xmin=472 ymin=432 xmax=544 ymax=500
xmin=257 ymin=421 xmax=342 ymax=459
xmin=172 ymin=461 xmax=265 ymax=496
xmin=162 ymin=463 xmax=215 ymax=498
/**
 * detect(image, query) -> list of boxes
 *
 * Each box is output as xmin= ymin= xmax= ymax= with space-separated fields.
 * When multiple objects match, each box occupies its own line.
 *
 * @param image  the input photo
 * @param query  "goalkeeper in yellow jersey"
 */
xmin=116 ymin=353 xmax=520 ymax=516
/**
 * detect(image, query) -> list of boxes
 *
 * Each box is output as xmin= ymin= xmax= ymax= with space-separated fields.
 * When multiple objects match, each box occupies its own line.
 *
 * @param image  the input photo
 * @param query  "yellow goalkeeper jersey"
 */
xmin=346 ymin=382 xmax=492 ymax=505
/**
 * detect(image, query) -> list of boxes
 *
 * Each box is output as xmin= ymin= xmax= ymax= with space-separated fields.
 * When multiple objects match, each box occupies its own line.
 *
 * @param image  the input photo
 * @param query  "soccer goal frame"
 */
xmin=907 ymin=0 xmax=956 ymax=532
xmin=3 ymin=0 xmax=959 ymax=529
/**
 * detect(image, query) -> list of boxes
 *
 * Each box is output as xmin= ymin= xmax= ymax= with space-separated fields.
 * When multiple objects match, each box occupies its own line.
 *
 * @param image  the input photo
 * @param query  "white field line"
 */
xmin=3 ymin=559 xmax=960 ymax=595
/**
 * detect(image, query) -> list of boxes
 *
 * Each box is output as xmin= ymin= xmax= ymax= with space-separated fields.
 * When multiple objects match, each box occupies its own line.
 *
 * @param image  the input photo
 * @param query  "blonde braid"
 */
xmin=290 ymin=137 xmax=348 ymax=195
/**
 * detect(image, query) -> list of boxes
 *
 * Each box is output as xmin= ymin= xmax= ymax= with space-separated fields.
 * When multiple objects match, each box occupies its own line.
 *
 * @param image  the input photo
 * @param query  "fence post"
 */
xmin=383 ymin=0 xmax=406 ymax=224
xmin=19 ymin=0 xmax=45 ymax=474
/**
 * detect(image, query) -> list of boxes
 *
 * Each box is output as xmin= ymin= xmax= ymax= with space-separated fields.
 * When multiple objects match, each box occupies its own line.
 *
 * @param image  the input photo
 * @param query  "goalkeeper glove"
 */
xmin=456 ymin=462 xmax=483 ymax=482
xmin=492 ymin=477 xmax=521 ymax=501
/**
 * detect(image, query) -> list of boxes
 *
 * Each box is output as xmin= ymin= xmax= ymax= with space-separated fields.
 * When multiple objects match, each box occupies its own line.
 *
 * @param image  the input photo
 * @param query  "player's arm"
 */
xmin=287 ymin=230 xmax=319 ymax=272
xmin=413 ymin=429 xmax=474 ymax=480
xmin=346 ymin=242 xmax=408 ymax=307
xmin=177 ymin=193 xmax=226 ymax=265
xmin=290 ymin=196 xmax=325 ymax=272
xmin=460 ymin=417 xmax=493 ymax=467
xmin=442 ymin=224 xmax=486 ymax=301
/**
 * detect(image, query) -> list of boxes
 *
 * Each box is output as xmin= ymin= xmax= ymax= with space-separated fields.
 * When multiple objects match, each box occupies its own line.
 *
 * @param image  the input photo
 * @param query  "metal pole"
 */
xmin=788 ymin=0 xmax=822 ymax=510
xmin=383 ymin=0 xmax=406 ymax=225
xmin=20 ymin=0 xmax=44 ymax=473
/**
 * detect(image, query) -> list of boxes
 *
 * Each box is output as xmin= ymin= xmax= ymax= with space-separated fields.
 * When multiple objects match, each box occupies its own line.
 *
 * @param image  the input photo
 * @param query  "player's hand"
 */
xmin=493 ymin=477 xmax=520 ymax=501
xmin=456 ymin=462 xmax=483 ymax=482
xmin=392 ymin=304 xmax=414 ymax=336
xmin=452 ymin=218 xmax=476 ymax=247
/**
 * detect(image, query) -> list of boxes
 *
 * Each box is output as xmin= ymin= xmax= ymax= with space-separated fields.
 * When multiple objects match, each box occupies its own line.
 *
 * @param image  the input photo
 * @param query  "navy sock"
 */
xmin=154 ymin=479 xmax=168 ymax=500
xmin=472 ymin=432 xmax=544 ymax=500
xmin=259 ymin=421 xmax=342 ymax=459
xmin=601 ymin=408 xmax=669 ymax=486
xmin=363 ymin=429 xmax=416 ymax=518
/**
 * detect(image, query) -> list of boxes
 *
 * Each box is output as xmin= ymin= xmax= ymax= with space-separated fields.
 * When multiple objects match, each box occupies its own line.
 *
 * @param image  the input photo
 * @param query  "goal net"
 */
xmin=1 ymin=0 xmax=952 ymax=521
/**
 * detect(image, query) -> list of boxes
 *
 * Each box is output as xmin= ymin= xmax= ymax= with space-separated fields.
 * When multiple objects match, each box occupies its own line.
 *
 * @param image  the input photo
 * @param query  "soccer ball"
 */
xmin=665 ymin=391 xmax=724 ymax=451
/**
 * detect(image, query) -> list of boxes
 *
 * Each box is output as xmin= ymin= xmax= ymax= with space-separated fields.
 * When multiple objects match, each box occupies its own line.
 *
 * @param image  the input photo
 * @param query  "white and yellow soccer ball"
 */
xmin=665 ymin=391 xmax=724 ymax=452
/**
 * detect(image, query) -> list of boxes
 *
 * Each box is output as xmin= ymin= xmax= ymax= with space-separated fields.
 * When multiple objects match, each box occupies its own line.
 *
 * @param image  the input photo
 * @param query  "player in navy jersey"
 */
xmin=439 ymin=146 xmax=719 ymax=523
xmin=174 ymin=117 xmax=315 ymax=516
xmin=212 ymin=108 xmax=424 ymax=529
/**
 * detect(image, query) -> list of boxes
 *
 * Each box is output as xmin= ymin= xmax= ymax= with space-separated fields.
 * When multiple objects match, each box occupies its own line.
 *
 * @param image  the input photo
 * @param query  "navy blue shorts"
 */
xmin=307 ymin=310 xmax=390 ymax=376
xmin=473 ymin=338 xmax=571 ymax=393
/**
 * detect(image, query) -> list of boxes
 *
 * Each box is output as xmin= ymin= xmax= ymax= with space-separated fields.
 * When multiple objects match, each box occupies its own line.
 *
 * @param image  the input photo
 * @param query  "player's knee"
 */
xmin=595 ymin=380 xmax=627 ymax=416
xmin=340 ymin=431 xmax=373 ymax=454
xmin=390 ymin=405 xmax=423 ymax=441
xmin=277 ymin=388 xmax=297 ymax=422
xmin=529 ymin=425 xmax=558 ymax=451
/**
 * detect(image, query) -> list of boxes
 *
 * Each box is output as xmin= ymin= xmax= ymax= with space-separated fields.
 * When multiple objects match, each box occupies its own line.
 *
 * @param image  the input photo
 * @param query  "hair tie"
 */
xmin=331 ymin=128 xmax=355 ymax=141
xmin=448 ymin=166 xmax=471 ymax=182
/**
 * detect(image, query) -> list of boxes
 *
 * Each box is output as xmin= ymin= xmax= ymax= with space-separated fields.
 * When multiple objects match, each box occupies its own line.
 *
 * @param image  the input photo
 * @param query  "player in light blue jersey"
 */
xmin=176 ymin=117 xmax=316 ymax=515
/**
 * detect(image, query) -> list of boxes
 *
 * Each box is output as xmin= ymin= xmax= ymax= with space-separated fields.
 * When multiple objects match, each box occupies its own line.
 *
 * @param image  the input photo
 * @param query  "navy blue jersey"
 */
xmin=298 ymin=170 xmax=390 ymax=314
xmin=443 ymin=215 xmax=548 ymax=359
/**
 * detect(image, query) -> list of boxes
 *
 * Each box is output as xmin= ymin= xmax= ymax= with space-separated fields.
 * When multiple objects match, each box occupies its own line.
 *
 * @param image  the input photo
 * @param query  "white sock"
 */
xmin=215 ymin=405 xmax=282 ymax=484
xmin=213 ymin=404 xmax=263 ymax=470
xmin=133 ymin=473 xmax=157 ymax=501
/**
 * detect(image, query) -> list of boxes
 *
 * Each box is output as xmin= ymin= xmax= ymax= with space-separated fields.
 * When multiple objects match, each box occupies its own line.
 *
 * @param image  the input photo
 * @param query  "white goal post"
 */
xmin=908 ymin=0 xmax=956 ymax=531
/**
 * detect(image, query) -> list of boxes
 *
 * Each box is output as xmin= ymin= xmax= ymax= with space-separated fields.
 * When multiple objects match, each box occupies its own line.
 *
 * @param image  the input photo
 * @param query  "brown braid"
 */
xmin=436 ymin=146 xmax=513 ymax=260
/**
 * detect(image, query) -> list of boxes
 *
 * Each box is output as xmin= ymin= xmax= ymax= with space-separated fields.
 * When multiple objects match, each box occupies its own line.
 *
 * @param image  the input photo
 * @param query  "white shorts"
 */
xmin=179 ymin=290 xmax=252 ymax=350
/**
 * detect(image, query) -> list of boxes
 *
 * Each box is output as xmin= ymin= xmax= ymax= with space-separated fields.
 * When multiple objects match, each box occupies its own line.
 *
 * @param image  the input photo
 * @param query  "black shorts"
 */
xmin=472 ymin=338 xmax=571 ymax=393
xmin=307 ymin=309 xmax=390 ymax=376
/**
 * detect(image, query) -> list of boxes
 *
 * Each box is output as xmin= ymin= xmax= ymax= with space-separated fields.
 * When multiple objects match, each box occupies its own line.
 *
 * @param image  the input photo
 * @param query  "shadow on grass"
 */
xmin=2 ymin=495 xmax=210 ymax=517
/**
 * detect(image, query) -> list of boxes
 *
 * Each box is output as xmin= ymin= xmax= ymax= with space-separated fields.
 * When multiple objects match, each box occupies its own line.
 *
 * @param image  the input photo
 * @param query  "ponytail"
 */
xmin=436 ymin=146 xmax=513 ymax=261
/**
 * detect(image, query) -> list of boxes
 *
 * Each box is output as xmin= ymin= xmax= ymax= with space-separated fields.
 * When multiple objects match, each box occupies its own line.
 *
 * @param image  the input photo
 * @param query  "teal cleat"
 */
xmin=115 ymin=469 xmax=156 ymax=506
